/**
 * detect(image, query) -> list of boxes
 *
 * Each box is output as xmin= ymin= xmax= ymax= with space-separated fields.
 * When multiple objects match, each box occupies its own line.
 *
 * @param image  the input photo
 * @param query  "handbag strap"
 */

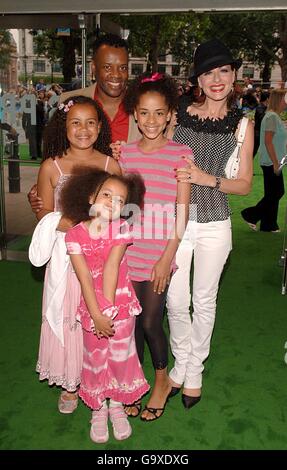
xmin=236 ymin=117 xmax=249 ymax=148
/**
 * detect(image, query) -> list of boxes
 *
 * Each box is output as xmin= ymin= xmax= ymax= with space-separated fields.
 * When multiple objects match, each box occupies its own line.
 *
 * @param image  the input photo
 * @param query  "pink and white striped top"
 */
xmin=120 ymin=140 xmax=193 ymax=281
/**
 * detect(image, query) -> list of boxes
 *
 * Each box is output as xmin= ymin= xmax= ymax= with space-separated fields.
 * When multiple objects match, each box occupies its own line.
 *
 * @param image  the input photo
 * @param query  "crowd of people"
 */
xmin=25 ymin=32 xmax=286 ymax=445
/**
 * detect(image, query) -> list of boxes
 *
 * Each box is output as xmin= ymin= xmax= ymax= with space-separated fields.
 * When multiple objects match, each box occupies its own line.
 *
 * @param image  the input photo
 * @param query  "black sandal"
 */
xmin=124 ymin=400 xmax=142 ymax=418
xmin=140 ymin=405 xmax=165 ymax=422
xmin=140 ymin=395 xmax=169 ymax=422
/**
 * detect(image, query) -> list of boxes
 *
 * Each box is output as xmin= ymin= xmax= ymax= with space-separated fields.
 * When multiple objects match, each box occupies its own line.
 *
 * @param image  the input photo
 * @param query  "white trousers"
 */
xmin=166 ymin=218 xmax=232 ymax=389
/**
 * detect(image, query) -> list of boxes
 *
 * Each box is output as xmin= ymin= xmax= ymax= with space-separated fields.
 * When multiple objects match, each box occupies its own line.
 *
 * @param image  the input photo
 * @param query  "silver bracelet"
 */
xmin=214 ymin=176 xmax=221 ymax=190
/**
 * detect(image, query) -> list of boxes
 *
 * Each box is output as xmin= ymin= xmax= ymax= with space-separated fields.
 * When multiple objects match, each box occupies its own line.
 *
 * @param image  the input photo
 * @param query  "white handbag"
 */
xmin=225 ymin=116 xmax=249 ymax=179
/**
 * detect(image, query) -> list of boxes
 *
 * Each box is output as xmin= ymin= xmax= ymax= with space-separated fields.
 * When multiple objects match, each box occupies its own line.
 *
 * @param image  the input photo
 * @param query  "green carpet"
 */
xmin=0 ymin=158 xmax=287 ymax=450
xmin=3 ymin=143 xmax=40 ymax=167
xmin=6 ymin=235 xmax=32 ymax=252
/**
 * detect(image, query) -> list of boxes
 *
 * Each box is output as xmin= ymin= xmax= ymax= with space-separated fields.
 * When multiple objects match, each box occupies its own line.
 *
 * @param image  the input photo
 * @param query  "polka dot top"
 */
xmin=173 ymin=98 xmax=243 ymax=223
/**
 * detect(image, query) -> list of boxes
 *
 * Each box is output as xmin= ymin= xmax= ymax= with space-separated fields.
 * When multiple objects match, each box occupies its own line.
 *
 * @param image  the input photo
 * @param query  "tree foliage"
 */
xmin=25 ymin=12 xmax=287 ymax=84
xmin=109 ymin=11 xmax=287 ymax=82
xmin=31 ymin=29 xmax=81 ymax=82
xmin=0 ymin=30 xmax=14 ymax=71
xmin=111 ymin=13 xmax=208 ymax=74
xmin=205 ymin=12 xmax=286 ymax=83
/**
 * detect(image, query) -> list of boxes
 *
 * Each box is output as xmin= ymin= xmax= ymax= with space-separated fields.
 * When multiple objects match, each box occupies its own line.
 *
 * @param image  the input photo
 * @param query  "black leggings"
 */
xmin=132 ymin=280 xmax=168 ymax=370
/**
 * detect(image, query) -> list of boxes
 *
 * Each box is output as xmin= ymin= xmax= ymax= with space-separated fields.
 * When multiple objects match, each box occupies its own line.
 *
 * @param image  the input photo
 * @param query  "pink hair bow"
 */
xmin=141 ymin=72 xmax=164 ymax=83
xmin=58 ymin=100 xmax=74 ymax=112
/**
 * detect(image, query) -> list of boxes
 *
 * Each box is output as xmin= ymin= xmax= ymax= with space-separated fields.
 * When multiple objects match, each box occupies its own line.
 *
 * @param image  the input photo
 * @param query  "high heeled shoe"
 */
xmin=168 ymin=386 xmax=181 ymax=398
xmin=181 ymin=394 xmax=201 ymax=409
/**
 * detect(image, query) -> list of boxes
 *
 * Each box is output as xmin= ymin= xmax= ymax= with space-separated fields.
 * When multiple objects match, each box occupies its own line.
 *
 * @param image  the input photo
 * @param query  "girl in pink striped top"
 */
xmin=120 ymin=74 xmax=192 ymax=421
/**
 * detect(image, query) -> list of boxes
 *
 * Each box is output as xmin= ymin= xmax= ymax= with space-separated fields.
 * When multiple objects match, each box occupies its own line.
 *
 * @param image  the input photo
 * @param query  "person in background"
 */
xmin=35 ymin=79 xmax=46 ymax=92
xmin=241 ymin=88 xmax=258 ymax=115
xmin=22 ymin=89 xmax=39 ymax=160
xmin=241 ymin=88 xmax=287 ymax=232
xmin=253 ymin=91 xmax=269 ymax=158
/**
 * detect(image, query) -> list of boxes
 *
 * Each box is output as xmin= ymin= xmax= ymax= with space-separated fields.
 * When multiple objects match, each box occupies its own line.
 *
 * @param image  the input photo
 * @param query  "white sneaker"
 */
xmin=109 ymin=405 xmax=132 ymax=441
xmin=90 ymin=408 xmax=109 ymax=444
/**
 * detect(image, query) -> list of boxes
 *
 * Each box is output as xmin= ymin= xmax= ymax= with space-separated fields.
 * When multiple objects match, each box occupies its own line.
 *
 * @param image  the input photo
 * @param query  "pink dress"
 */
xmin=65 ymin=219 xmax=150 ymax=410
xmin=36 ymin=159 xmax=83 ymax=392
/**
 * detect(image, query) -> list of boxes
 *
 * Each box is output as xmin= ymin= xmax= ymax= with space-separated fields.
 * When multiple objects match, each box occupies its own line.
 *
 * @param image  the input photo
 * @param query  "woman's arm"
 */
xmin=215 ymin=119 xmax=254 ymax=195
xmin=103 ymin=244 xmax=127 ymax=303
xmin=69 ymin=253 xmax=115 ymax=338
xmin=151 ymin=180 xmax=191 ymax=294
xmin=264 ymin=130 xmax=279 ymax=173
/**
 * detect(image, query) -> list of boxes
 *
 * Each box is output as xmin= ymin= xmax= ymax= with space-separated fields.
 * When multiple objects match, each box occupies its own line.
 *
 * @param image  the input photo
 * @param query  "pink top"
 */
xmin=53 ymin=159 xmax=70 ymax=211
xmin=53 ymin=156 xmax=111 ymax=211
xmin=120 ymin=140 xmax=193 ymax=281
xmin=65 ymin=219 xmax=142 ymax=331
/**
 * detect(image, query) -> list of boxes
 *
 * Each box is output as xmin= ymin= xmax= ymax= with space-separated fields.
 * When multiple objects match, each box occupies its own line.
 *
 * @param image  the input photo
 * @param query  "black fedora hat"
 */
xmin=193 ymin=38 xmax=242 ymax=78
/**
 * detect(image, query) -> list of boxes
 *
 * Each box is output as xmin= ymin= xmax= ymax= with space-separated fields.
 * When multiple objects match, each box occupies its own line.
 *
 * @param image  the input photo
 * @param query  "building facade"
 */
xmin=7 ymin=29 xmax=286 ymax=91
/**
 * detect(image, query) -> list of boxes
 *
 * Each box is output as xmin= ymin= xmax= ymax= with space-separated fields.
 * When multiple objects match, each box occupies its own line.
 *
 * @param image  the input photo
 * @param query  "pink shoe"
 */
xmin=58 ymin=391 xmax=78 ymax=414
xmin=109 ymin=405 xmax=132 ymax=441
xmin=90 ymin=408 xmax=109 ymax=444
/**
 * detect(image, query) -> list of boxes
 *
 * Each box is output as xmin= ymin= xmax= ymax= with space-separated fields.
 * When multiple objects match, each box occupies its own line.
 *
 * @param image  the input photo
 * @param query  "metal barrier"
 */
xmin=0 ymin=127 xmax=39 ymax=261
xmin=277 ymin=156 xmax=287 ymax=295
xmin=280 ymin=205 xmax=287 ymax=295
xmin=0 ymin=129 xmax=7 ymax=260
xmin=7 ymin=135 xmax=21 ymax=193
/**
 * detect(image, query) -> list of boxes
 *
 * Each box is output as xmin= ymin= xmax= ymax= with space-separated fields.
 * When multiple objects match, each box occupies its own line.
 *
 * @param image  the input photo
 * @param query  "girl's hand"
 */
xmin=91 ymin=314 xmax=115 ymax=338
xmin=110 ymin=140 xmax=123 ymax=161
xmin=176 ymin=157 xmax=209 ymax=186
xmin=166 ymin=111 xmax=178 ymax=139
xmin=27 ymin=184 xmax=43 ymax=213
xmin=150 ymin=259 xmax=171 ymax=294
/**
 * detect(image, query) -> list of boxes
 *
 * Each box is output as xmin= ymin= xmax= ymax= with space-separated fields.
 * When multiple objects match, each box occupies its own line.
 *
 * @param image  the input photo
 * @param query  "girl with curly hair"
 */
xmin=62 ymin=168 xmax=149 ymax=443
xmin=34 ymin=95 xmax=121 ymax=414
xmin=114 ymin=73 xmax=192 ymax=421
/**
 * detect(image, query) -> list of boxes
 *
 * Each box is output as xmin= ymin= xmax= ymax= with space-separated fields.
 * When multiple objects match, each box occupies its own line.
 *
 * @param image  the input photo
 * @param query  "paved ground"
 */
xmin=3 ymin=164 xmax=39 ymax=236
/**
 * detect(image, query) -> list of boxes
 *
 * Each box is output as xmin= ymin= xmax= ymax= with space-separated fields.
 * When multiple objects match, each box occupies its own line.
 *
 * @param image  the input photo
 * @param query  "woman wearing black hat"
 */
xmin=166 ymin=39 xmax=254 ymax=408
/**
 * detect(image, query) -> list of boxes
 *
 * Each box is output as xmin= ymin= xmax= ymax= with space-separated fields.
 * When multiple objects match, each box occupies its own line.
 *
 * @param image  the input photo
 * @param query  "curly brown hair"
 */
xmin=42 ymin=95 xmax=112 ymax=160
xmin=60 ymin=166 xmax=146 ymax=224
xmin=124 ymin=73 xmax=179 ymax=115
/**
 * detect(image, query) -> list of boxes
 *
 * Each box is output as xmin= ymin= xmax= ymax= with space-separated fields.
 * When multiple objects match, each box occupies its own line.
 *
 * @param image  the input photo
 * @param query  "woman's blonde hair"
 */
xmin=267 ymin=88 xmax=287 ymax=114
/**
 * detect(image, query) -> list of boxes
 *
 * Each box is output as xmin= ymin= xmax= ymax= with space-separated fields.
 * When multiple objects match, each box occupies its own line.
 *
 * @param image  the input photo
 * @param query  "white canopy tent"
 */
xmin=1 ymin=0 xmax=287 ymax=13
xmin=0 ymin=1 xmax=286 ymax=28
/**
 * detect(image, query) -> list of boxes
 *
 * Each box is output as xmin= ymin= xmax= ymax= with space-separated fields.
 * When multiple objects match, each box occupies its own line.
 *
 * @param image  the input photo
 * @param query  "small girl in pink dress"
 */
xmin=62 ymin=168 xmax=149 ymax=443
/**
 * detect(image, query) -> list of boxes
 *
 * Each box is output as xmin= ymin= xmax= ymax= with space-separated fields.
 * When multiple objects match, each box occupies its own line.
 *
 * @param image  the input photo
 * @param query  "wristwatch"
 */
xmin=214 ymin=176 xmax=221 ymax=190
